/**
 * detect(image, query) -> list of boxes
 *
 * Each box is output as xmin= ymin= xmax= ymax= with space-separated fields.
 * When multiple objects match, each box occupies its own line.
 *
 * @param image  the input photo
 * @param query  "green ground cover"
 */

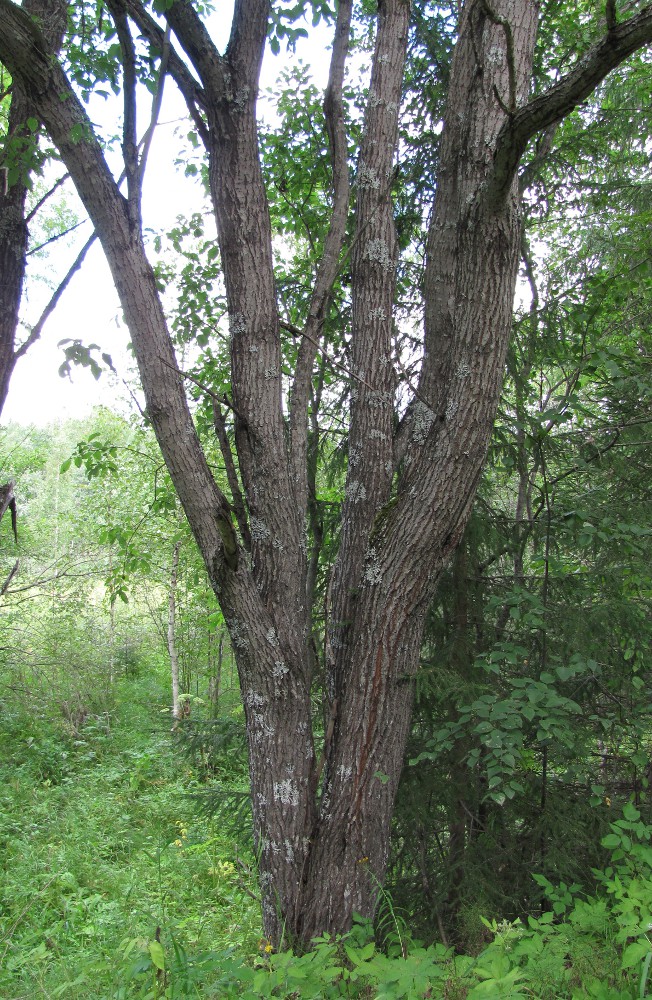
xmin=2 ymin=677 xmax=652 ymax=999
xmin=0 ymin=677 xmax=259 ymax=999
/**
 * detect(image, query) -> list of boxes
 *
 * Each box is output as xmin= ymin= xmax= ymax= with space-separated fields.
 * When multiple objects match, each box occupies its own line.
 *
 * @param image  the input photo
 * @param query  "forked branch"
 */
xmin=487 ymin=2 xmax=652 ymax=208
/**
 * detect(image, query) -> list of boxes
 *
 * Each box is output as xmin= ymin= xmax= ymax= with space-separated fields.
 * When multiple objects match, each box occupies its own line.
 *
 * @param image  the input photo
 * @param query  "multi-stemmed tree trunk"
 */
xmin=1 ymin=0 xmax=651 ymax=946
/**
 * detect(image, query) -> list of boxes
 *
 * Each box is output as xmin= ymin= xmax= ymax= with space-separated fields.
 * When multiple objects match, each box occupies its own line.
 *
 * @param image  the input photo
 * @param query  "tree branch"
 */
xmin=15 ymin=230 xmax=96 ymax=360
xmin=288 ymin=0 xmax=353 ymax=514
xmin=25 ymin=171 xmax=69 ymax=223
xmin=122 ymin=0 xmax=209 ymax=142
xmin=486 ymin=3 xmax=652 ymax=209
xmin=158 ymin=0 xmax=227 ymax=96
xmin=280 ymin=320 xmax=375 ymax=391
xmin=108 ymin=0 xmax=141 ymax=224
xmin=212 ymin=399 xmax=251 ymax=551
xmin=26 ymin=219 xmax=85 ymax=256
xmin=137 ymin=23 xmax=170 ymax=186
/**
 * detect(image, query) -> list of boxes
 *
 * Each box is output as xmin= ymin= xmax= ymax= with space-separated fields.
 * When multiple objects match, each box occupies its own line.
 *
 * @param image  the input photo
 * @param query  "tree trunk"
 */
xmin=1 ymin=0 xmax=651 ymax=948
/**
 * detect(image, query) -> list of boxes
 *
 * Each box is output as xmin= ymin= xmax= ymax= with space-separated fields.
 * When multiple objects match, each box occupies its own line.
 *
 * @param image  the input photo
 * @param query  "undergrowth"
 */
xmin=0 ymin=676 xmax=259 ymax=999
xmin=2 ymin=677 xmax=652 ymax=999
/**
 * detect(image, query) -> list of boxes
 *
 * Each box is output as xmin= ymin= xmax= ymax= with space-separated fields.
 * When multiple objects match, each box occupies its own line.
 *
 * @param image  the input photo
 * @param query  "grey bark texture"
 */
xmin=1 ymin=0 xmax=651 ymax=946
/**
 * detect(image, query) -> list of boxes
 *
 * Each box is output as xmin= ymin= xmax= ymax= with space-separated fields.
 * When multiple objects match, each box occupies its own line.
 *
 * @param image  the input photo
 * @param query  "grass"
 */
xmin=0 ymin=674 xmax=259 ymax=999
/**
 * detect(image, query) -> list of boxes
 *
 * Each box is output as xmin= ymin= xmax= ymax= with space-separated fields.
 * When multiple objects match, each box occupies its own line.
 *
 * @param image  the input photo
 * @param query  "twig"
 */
xmin=280 ymin=318 xmax=374 ymax=390
xmin=15 ymin=231 xmax=96 ymax=361
xmin=26 ymin=219 xmax=85 ymax=256
xmin=158 ymin=356 xmax=246 ymax=423
xmin=138 ymin=24 xmax=171 ymax=186
xmin=25 ymin=171 xmax=69 ymax=223
xmin=0 ymin=560 xmax=19 ymax=597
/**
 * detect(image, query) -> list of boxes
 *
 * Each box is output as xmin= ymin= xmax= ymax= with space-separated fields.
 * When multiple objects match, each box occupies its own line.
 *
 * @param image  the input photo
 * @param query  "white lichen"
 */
xmin=363 ymin=239 xmax=394 ymax=272
xmin=245 ymin=690 xmax=264 ymax=709
xmin=367 ymin=389 xmax=393 ymax=408
xmin=273 ymin=779 xmax=299 ymax=807
xmin=456 ymin=362 xmax=471 ymax=379
xmin=363 ymin=547 xmax=383 ymax=586
xmin=486 ymin=44 xmax=505 ymax=66
xmin=369 ymin=307 xmax=386 ymax=321
xmin=229 ymin=313 xmax=246 ymax=336
xmin=412 ymin=399 xmax=435 ymax=444
xmin=273 ymin=660 xmax=289 ymax=680
xmin=346 ymin=480 xmax=367 ymax=503
xmin=231 ymin=620 xmax=250 ymax=650
xmin=233 ymin=85 xmax=250 ymax=108
xmin=248 ymin=344 xmax=259 ymax=353
xmin=357 ymin=163 xmax=380 ymax=189
xmin=445 ymin=398 xmax=459 ymax=421
xmin=250 ymin=517 xmax=271 ymax=542
xmin=266 ymin=627 xmax=279 ymax=647
xmin=264 ymin=367 xmax=279 ymax=379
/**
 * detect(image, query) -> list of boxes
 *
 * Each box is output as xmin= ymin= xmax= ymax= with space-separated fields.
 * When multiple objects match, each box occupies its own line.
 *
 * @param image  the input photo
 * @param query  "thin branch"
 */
xmin=26 ymin=219 xmax=84 ymax=256
xmin=137 ymin=23 xmax=171 ymax=185
xmin=280 ymin=318 xmax=374 ymax=391
xmin=0 ymin=480 xmax=17 ymax=541
xmin=288 ymin=0 xmax=353 ymax=485
xmin=25 ymin=171 xmax=69 ymax=223
xmin=123 ymin=0 xmax=209 ymax=142
xmin=109 ymin=0 xmax=141 ymax=222
xmin=15 ymin=230 xmax=96 ymax=361
xmin=487 ymin=3 xmax=652 ymax=208
xmin=0 ymin=560 xmax=19 ymax=597
xmin=158 ymin=356 xmax=247 ymax=424
xmin=519 ymin=124 xmax=558 ymax=193
xmin=212 ymin=399 xmax=251 ymax=550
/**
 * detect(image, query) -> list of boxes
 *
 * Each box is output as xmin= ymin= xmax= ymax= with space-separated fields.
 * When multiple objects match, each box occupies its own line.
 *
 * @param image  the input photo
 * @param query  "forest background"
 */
xmin=1 ymin=0 xmax=652 ymax=995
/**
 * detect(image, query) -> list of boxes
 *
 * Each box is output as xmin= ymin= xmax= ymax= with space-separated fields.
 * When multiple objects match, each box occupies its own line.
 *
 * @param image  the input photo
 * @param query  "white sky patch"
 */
xmin=3 ymin=3 xmax=335 ymax=427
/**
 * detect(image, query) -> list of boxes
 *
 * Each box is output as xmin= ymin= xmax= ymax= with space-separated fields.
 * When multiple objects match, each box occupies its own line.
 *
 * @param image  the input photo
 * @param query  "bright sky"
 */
xmin=3 ymin=7 xmax=334 ymax=427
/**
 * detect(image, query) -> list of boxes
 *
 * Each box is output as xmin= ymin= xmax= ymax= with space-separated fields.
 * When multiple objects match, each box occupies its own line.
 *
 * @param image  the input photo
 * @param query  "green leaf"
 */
xmin=148 ymin=939 xmax=165 ymax=970
xmin=621 ymin=940 xmax=650 ymax=969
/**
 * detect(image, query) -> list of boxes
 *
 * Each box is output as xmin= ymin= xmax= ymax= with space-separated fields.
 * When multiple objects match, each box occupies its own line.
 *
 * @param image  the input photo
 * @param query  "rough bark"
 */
xmin=1 ymin=0 xmax=651 ymax=948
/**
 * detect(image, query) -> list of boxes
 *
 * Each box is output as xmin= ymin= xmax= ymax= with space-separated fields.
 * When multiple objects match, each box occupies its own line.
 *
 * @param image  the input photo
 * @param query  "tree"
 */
xmin=1 ymin=0 xmax=650 ymax=947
